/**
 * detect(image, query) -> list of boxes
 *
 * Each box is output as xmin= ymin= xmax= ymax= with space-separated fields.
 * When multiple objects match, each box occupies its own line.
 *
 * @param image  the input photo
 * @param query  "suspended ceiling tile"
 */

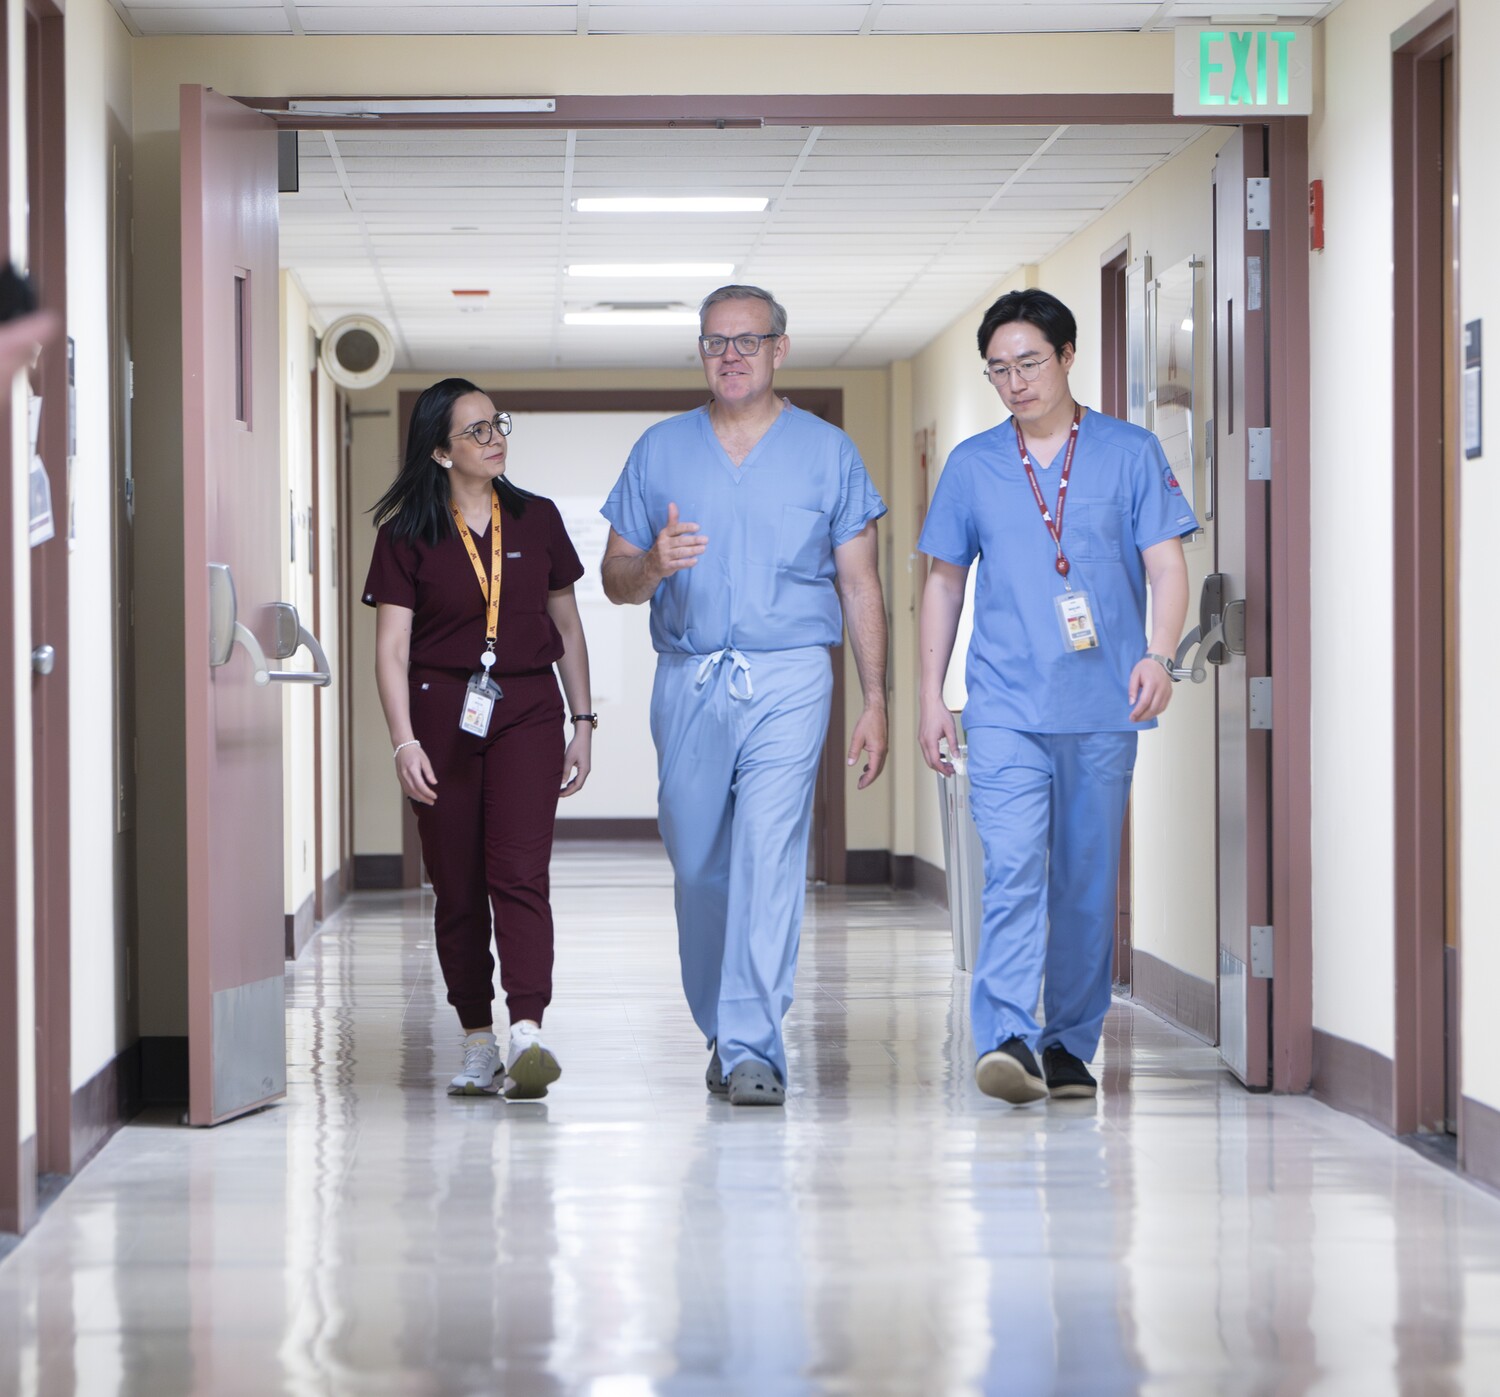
xmin=297 ymin=6 xmax=576 ymax=32
xmin=128 ymin=6 xmax=292 ymax=33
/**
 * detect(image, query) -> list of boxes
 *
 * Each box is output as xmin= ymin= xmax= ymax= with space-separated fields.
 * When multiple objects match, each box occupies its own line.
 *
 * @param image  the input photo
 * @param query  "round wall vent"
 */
xmin=320 ymin=315 xmax=395 ymax=390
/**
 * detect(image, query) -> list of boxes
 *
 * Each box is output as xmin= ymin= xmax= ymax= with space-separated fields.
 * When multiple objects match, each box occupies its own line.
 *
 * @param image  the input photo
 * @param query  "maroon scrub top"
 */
xmin=362 ymin=492 xmax=584 ymax=675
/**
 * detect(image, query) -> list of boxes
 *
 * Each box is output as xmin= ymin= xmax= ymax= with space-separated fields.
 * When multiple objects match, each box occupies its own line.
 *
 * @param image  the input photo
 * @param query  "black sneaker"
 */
xmin=975 ymin=1036 xmax=1049 ymax=1104
xmin=1042 ymin=1044 xmax=1098 ymax=1099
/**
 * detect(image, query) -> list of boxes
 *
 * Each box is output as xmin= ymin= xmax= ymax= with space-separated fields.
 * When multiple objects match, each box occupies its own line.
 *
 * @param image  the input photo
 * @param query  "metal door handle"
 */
xmin=208 ymin=563 xmax=332 ymax=687
xmin=32 ymin=644 xmax=56 ymax=676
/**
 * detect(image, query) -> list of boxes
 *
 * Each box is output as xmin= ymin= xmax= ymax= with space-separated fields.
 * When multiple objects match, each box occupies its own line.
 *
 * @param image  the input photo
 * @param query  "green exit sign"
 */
xmin=1174 ymin=26 xmax=1314 ymax=116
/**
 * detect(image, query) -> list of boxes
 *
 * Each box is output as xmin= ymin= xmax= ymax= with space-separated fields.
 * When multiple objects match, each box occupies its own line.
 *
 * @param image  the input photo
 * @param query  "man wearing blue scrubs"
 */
xmin=601 ymin=285 xmax=889 ymax=1107
xmin=918 ymin=289 xmax=1195 ymax=1104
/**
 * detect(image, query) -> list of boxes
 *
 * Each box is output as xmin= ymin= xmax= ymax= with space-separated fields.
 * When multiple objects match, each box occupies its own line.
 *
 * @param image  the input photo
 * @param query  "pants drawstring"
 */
xmin=694 ymin=647 xmax=754 ymax=701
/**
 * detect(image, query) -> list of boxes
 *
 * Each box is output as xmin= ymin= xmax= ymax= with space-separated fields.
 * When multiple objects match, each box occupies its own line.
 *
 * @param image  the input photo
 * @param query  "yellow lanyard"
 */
xmin=450 ymin=489 xmax=502 ymax=663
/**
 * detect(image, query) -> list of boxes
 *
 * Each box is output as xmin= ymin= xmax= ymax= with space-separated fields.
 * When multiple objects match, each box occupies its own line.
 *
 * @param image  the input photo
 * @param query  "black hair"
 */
xmin=370 ymin=376 xmax=531 ymax=546
xmin=976 ymin=289 xmax=1078 ymax=360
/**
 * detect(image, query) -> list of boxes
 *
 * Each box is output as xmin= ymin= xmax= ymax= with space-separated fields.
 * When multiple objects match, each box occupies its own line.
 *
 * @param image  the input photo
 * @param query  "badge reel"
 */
xmin=460 ymin=649 xmax=502 ymax=737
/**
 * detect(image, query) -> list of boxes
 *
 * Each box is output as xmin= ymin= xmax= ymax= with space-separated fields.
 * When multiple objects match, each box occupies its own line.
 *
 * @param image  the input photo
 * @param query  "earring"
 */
xmin=438 ymin=458 xmax=453 ymax=470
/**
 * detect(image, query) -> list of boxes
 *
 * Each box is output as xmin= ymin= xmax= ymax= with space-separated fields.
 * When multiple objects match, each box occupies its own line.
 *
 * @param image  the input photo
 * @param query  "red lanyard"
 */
xmin=1014 ymin=405 xmax=1082 ymax=579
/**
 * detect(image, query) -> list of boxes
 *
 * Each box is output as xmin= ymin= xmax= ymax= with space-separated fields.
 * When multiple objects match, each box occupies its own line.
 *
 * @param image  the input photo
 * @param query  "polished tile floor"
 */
xmin=5 ymin=843 xmax=1500 ymax=1395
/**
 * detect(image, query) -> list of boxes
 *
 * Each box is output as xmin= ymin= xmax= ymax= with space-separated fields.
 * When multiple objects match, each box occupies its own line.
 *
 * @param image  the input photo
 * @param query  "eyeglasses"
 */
xmin=983 ymin=353 xmax=1055 ymax=384
xmin=698 ymin=333 xmax=780 ymax=358
xmin=450 ymin=412 xmax=512 ymax=445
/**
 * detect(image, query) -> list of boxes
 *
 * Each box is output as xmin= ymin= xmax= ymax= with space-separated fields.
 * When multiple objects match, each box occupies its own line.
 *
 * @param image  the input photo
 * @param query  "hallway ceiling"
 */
xmin=280 ymin=122 xmax=1208 ymax=371
xmin=113 ymin=0 xmax=1342 ymax=38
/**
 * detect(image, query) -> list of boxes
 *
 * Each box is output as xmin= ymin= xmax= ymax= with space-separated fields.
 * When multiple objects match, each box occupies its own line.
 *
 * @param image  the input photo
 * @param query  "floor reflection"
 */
xmin=3 ymin=843 xmax=1500 ymax=1394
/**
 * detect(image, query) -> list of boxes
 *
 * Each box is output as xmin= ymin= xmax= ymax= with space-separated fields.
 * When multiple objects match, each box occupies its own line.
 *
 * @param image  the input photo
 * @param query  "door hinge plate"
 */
xmin=1249 ymin=675 xmax=1272 ymax=729
xmin=1248 ymin=426 xmax=1271 ymax=480
xmin=1250 ymin=925 xmax=1274 ymax=978
xmin=1247 ymin=177 xmax=1271 ymax=230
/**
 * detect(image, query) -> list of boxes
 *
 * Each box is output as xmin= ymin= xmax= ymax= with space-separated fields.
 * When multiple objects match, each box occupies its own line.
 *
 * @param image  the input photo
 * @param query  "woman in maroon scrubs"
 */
xmin=364 ymin=378 xmax=595 ymax=1098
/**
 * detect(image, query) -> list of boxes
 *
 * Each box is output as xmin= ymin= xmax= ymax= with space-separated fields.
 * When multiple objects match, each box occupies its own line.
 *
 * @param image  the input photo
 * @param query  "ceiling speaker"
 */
xmin=320 ymin=315 xmax=395 ymax=391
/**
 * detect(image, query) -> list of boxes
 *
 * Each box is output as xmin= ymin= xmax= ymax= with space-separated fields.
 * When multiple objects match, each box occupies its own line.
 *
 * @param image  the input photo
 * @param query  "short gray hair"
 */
xmin=699 ymin=284 xmax=788 ymax=338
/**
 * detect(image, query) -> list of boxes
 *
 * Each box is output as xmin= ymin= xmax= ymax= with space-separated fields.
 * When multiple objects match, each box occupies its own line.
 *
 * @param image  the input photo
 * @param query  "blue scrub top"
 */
xmin=602 ymin=401 xmax=887 ymax=655
xmin=919 ymin=409 xmax=1199 ymax=734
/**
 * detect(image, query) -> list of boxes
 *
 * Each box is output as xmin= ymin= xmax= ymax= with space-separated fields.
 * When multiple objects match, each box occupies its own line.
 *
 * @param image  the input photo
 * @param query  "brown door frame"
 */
xmin=277 ymin=91 xmax=1312 ymax=1089
xmin=338 ymin=392 xmax=356 ymax=895
xmin=1392 ymin=1 xmax=1458 ymax=1138
xmin=310 ymin=362 xmax=326 ymax=921
xmin=388 ymin=386 xmax=849 ymax=885
xmin=1100 ymin=238 xmax=1132 ymax=991
xmin=0 ymin=0 xmax=26 ymax=1237
xmin=26 ymin=0 xmax=72 ymax=1179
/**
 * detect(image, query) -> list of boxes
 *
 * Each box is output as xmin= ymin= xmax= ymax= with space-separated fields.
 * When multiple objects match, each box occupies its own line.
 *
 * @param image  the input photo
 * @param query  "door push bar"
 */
xmin=1171 ymin=573 xmax=1246 ymax=683
xmin=207 ymin=563 xmax=333 ymax=687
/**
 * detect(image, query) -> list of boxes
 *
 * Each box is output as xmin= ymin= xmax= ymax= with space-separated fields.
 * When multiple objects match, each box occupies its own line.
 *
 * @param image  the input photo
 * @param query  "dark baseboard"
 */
xmin=554 ymin=818 xmax=661 ymax=841
xmin=0 ymin=1135 xmax=38 ymax=1236
xmin=1461 ymin=1094 xmax=1500 ymax=1196
xmin=913 ymin=855 xmax=948 ymax=907
xmin=322 ymin=869 xmax=345 ymax=921
xmin=285 ymin=892 xmax=316 ymax=960
xmin=1129 ymin=948 xmax=1216 ymax=1044
xmin=353 ymin=854 xmax=403 ymax=890
xmin=71 ymin=1045 xmax=142 ymax=1174
xmin=1311 ymin=1027 xmax=1395 ymax=1134
xmin=845 ymin=849 xmax=891 ymax=885
xmin=891 ymin=854 xmax=915 ymax=891
xmin=139 ymin=1036 xmax=189 ymax=1106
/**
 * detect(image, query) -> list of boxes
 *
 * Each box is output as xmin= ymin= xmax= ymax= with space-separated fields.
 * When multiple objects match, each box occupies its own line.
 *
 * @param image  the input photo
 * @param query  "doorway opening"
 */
xmin=1392 ymin=3 xmax=1459 ymax=1144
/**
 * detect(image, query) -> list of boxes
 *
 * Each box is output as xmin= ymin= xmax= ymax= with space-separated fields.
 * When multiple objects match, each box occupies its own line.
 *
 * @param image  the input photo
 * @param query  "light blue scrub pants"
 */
xmin=651 ymin=645 xmax=833 ymax=1084
xmin=966 ymin=727 xmax=1138 ymax=1064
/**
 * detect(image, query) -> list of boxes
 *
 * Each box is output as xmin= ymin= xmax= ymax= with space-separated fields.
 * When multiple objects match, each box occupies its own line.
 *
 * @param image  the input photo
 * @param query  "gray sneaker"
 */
xmin=448 ymin=1032 xmax=502 ymax=1096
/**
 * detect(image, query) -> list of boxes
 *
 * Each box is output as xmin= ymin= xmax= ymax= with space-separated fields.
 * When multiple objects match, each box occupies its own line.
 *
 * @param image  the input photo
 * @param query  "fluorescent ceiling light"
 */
xmin=564 ymin=310 xmax=702 ymax=327
xmin=574 ymin=197 xmax=768 ymax=214
xmin=567 ymin=263 xmax=735 ymax=278
xmin=287 ymin=98 xmax=556 ymax=116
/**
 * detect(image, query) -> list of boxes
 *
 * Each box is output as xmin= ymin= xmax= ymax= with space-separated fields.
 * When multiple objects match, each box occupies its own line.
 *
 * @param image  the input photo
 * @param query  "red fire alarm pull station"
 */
xmin=1309 ymin=179 xmax=1325 ymax=252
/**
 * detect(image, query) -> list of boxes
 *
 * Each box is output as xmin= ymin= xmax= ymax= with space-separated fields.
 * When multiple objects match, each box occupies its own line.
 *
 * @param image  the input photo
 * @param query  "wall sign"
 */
xmin=1174 ymin=26 xmax=1314 ymax=117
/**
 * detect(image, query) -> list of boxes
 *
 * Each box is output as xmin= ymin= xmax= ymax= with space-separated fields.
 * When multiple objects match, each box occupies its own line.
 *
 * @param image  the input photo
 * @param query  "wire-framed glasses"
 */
xmin=983 ymin=352 xmax=1054 ymax=384
xmin=698 ymin=333 xmax=781 ymax=358
xmin=450 ymin=412 xmax=513 ymax=445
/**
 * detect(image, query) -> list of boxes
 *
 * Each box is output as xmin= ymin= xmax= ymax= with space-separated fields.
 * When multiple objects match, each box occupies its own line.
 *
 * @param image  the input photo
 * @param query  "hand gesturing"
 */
xmin=650 ymin=502 xmax=708 ymax=578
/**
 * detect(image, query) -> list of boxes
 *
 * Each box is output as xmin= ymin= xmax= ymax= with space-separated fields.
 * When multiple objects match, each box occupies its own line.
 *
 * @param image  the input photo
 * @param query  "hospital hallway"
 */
xmin=0 ymin=844 xmax=1496 ymax=1395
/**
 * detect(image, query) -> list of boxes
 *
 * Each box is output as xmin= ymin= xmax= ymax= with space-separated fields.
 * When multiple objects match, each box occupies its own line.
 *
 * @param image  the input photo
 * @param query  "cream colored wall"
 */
xmin=315 ymin=362 xmax=340 ymax=890
xmin=1305 ymin=0 xmax=1434 ymax=1063
xmin=1458 ymin=1 xmax=1500 ymax=1115
xmin=7 ymin=0 xmax=37 ymax=1146
xmin=280 ymin=274 xmax=318 ymax=922
xmin=65 ymin=0 xmax=134 ymax=1088
xmin=346 ymin=366 xmax=893 ymax=858
xmin=906 ymin=130 xmax=1226 ymax=986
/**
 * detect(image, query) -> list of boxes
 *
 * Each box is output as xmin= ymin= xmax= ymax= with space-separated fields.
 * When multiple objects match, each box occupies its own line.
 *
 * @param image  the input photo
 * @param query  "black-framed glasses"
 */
xmin=699 ymin=333 xmax=780 ymax=358
xmin=983 ymin=352 xmax=1055 ymax=384
xmin=450 ymin=412 xmax=513 ymax=445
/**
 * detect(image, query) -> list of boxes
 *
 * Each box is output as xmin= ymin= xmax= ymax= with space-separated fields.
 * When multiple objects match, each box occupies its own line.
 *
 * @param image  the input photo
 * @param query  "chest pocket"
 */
xmin=1065 ymin=501 xmax=1125 ymax=563
xmin=500 ymin=542 xmax=550 ymax=613
xmin=777 ymin=505 xmax=829 ymax=576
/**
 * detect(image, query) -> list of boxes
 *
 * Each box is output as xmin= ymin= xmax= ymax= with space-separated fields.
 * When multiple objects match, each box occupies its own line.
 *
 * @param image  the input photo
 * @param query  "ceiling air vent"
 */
xmin=320 ymin=315 xmax=395 ymax=391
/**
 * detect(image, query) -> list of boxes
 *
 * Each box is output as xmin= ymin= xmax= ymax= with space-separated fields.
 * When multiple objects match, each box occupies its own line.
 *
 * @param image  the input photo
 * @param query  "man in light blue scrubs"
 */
xmin=601 ymin=285 xmax=889 ymax=1107
xmin=918 ymin=289 xmax=1195 ymax=1105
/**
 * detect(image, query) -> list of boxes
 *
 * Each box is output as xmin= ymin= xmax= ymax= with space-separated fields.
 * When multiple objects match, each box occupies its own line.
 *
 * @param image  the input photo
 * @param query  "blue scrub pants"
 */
xmin=966 ymin=727 xmax=1138 ymax=1064
xmin=651 ymin=646 xmax=833 ymax=1084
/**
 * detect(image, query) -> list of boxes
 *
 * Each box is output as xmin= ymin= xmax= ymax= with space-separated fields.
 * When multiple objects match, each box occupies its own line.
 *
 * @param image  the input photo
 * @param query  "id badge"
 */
xmin=459 ymin=672 xmax=502 ymax=737
xmin=1054 ymin=590 xmax=1100 ymax=652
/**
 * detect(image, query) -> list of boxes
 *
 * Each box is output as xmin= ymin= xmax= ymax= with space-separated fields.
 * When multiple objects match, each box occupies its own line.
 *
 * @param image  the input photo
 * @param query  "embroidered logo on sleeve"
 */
xmin=1163 ymin=466 xmax=1183 ymax=496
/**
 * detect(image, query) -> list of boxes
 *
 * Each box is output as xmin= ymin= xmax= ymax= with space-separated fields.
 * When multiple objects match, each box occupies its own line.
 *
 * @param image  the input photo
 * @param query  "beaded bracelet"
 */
xmin=393 ymin=740 xmax=421 ymax=759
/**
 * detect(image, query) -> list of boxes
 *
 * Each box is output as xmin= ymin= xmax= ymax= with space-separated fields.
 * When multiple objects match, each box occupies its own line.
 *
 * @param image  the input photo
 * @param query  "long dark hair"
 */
xmin=370 ymin=377 xmax=530 ymax=545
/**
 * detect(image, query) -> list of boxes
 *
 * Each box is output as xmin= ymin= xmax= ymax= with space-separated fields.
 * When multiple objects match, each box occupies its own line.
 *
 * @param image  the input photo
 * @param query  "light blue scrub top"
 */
xmin=919 ymin=409 xmax=1199 ymax=733
xmin=602 ymin=402 xmax=887 ymax=655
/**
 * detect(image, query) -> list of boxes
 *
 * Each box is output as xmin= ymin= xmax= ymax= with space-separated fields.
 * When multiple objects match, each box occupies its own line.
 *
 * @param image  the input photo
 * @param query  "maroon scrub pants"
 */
xmin=407 ymin=667 xmax=565 ymax=1030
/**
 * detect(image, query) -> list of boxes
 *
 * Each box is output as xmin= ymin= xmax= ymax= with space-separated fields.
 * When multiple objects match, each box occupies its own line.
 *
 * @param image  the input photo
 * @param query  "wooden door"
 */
xmin=1211 ymin=127 xmax=1272 ymax=1088
xmin=180 ymin=86 xmax=286 ymax=1126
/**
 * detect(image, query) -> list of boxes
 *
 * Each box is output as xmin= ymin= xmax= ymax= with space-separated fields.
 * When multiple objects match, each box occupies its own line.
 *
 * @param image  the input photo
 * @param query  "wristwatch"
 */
xmin=1145 ymin=652 xmax=1175 ymax=678
xmin=570 ymin=712 xmax=599 ymax=729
